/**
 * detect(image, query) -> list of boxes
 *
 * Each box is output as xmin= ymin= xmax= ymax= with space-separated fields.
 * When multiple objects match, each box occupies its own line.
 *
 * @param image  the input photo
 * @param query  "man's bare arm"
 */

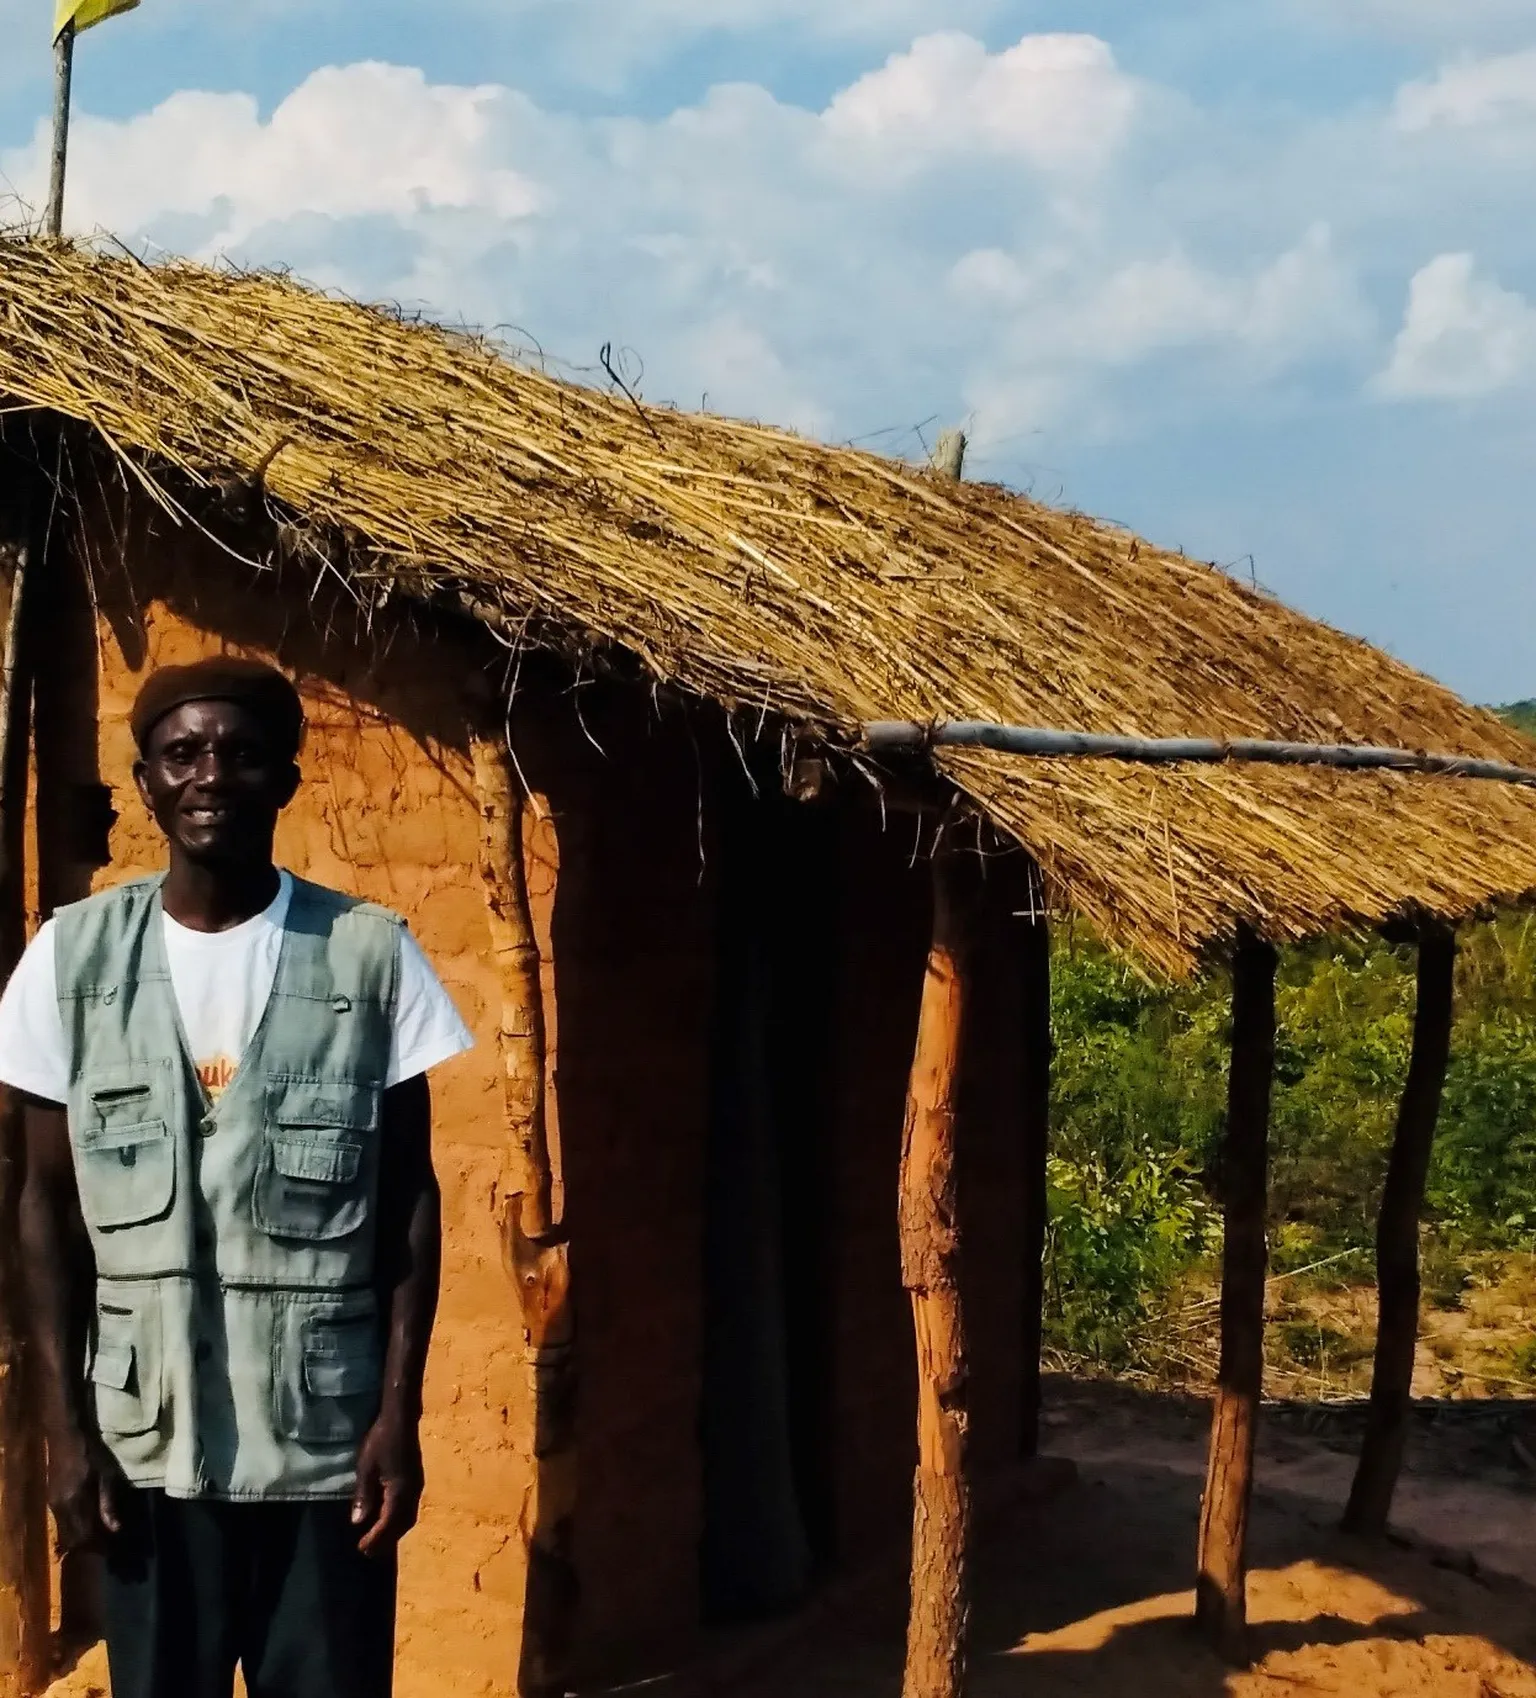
xmin=18 ymin=1094 xmax=124 ymax=1548
xmin=352 ymin=1072 xmax=442 ymax=1557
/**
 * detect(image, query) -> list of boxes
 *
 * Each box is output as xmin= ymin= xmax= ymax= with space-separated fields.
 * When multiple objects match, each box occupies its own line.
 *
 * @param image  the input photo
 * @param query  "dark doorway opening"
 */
xmin=699 ymin=775 xmax=840 ymax=1624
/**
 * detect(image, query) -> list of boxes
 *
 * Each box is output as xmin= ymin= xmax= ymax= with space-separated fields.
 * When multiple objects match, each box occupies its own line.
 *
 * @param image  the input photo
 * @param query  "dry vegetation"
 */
xmin=2 ymin=238 xmax=1536 ymax=974
xmin=1103 ymin=1252 xmax=1536 ymax=1407
xmin=1263 ymin=1253 xmax=1536 ymax=1403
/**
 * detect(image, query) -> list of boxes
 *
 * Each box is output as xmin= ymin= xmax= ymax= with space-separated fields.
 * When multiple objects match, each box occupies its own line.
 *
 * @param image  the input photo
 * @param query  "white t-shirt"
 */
xmin=0 ymin=872 xmax=474 ymax=1106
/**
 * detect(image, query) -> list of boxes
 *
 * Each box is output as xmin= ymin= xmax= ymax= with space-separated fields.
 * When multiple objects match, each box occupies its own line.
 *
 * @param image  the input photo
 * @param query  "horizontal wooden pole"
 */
xmin=863 ymin=721 xmax=1536 ymax=789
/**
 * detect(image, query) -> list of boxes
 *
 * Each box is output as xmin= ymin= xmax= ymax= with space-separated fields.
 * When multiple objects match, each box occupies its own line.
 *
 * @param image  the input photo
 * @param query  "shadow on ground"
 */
xmin=711 ymin=1385 xmax=1536 ymax=1698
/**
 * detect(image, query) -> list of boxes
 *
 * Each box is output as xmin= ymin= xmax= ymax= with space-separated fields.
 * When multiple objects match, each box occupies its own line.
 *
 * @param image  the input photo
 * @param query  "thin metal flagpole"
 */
xmin=46 ymin=21 xmax=76 ymax=238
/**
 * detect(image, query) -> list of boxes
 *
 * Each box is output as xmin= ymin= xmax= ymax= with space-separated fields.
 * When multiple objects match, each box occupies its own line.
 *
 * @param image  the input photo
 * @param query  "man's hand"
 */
xmin=48 ymin=1423 xmax=128 ymax=1553
xmin=351 ymin=1409 xmax=424 ymax=1559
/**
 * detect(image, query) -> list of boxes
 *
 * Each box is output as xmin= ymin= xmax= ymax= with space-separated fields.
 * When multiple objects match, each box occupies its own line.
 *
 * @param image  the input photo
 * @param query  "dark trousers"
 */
xmin=102 ymin=1490 xmax=397 ymax=1698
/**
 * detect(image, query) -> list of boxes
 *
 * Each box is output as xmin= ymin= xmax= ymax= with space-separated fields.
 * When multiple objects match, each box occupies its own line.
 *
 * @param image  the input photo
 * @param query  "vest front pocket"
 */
xmin=76 ymin=1119 xmax=175 ymax=1233
xmin=253 ymin=1132 xmax=368 ymax=1242
xmin=91 ymin=1298 xmax=163 ymax=1438
xmin=275 ymin=1302 xmax=382 ymax=1445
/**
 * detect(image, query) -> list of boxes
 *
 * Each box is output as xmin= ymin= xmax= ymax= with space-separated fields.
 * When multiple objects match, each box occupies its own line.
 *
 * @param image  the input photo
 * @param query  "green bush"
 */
xmin=1506 ymin=1335 xmax=1536 ymax=1383
xmin=1042 ymin=946 xmax=1220 ymax=1370
xmin=1044 ymin=1142 xmax=1215 ymax=1369
xmin=1041 ymin=911 xmax=1536 ymax=1370
xmin=1430 ymin=1014 xmax=1536 ymax=1243
xmin=1499 ymin=700 xmax=1536 ymax=738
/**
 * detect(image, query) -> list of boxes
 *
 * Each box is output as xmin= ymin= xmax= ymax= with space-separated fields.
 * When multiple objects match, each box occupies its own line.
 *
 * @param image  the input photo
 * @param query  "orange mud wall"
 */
xmin=44 ymin=493 xmax=1029 ymax=1690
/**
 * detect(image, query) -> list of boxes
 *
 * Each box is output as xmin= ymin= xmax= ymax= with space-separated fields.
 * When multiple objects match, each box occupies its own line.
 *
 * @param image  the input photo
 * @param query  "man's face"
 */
xmin=134 ymin=698 xmax=300 ymax=866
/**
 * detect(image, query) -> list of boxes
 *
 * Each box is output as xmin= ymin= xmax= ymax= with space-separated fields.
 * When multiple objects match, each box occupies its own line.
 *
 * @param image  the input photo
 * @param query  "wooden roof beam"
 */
xmin=865 ymin=721 xmax=1536 ymax=789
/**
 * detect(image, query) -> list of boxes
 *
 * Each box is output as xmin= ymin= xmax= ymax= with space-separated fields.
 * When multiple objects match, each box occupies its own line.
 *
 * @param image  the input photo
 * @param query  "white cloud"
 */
xmin=1394 ymin=48 xmax=1536 ymax=131
xmin=681 ymin=314 xmax=833 ymax=437
xmin=824 ymin=31 xmax=1138 ymax=172
xmin=1092 ymin=228 xmax=1367 ymax=366
xmin=1376 ymin=253 xmax=1536 ymax=399
xmin=952 ymin=226 xmax=1368 ymax=360
xmin=953 ymin=226 xmax=1372 ymax=441
xmin=2 ymin=64 xmax=538 ymax=251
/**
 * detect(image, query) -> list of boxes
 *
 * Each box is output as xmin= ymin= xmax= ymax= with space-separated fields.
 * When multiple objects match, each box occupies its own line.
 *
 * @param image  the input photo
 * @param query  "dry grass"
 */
xmin=2 ymin=237 xmax=1535 ymax=974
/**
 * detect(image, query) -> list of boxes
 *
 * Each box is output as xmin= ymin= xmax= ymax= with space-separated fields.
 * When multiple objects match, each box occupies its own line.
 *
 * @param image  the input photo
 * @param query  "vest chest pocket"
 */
xmin=254 ymin=1086 xmax=378 ymax=1244
xmin=76 ymin=1082 xmax=175 ymax=1233
xmin=91 ymin=1298 xmax=162 ymax=1438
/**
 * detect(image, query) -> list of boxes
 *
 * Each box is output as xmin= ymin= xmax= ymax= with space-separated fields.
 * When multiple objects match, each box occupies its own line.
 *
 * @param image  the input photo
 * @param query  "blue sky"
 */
xmin=1 ymin=0 xmax=1533 ymax=703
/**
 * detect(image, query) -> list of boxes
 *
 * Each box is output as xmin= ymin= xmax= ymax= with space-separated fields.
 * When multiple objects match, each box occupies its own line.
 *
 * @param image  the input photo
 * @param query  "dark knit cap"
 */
xmin=130 ymin=659 xmax=305 ymax=758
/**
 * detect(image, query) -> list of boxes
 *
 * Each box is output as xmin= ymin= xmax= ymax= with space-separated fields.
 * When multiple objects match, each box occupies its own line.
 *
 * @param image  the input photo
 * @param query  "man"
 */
xmin=0 ymin=657 xmax=473 ymax=1698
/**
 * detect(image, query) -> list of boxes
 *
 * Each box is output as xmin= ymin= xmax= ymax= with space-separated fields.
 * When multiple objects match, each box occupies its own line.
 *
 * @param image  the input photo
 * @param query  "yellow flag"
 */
xmin=54 ymin=0 xmax=139 ymax=40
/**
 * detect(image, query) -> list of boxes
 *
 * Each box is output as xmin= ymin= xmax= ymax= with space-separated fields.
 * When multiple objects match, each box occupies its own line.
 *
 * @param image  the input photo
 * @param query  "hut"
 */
xmin=0 ymin=239 xmax=1534 ymax=1697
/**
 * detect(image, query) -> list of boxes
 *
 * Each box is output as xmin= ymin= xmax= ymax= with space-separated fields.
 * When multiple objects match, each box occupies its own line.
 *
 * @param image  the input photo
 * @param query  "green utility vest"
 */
xmin=54 ymin=875 xmax=403 ymax=1501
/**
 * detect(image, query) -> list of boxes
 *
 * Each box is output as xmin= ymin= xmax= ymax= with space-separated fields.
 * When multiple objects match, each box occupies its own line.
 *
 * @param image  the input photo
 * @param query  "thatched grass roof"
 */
xmin=1 ymin=238 xmax=1533 ymax=975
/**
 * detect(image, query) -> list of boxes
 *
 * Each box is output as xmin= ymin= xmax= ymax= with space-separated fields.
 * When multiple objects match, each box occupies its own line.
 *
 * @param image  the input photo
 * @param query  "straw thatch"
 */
xmin=1 ymin=238 xmax=1533 ymax=976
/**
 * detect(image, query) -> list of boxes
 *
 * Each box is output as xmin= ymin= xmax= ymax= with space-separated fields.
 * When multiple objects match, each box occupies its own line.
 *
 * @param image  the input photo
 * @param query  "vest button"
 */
xmin=199 ymin=1115 xmax=217 ymax=1138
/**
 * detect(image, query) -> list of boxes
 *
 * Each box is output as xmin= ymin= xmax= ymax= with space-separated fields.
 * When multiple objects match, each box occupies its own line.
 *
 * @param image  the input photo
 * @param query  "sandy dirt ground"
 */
xmin=45 ymin=1378 xmax=1536 ymax=1697
xmin=709 ymin=1382 xmax=1536 ymax=1698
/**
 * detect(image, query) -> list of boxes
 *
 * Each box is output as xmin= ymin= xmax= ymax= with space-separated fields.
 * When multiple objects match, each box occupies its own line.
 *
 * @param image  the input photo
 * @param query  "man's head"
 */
xmin=131 ymin=660 xmax=304 ymax=868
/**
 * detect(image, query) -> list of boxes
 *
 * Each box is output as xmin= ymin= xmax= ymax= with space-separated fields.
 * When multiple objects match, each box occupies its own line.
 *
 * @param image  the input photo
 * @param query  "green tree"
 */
xmin=1042 ymin=910 xmax=1536 ymax=1370
xmin=1498 ymin=700 xmax=1536 ymax=737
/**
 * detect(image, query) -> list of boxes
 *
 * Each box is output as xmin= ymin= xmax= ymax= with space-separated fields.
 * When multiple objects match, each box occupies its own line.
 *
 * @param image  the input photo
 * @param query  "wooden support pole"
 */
xmin=0 ymin=466 xmax=49 ymax=1696
xmin=1343 ymin=922 xmax=1457 ymax=1538
xmin=472 ymin=734 xmax=577 ymax=1698
xmin=899 ymin=844 xmax=977 ymax=1698
xmin=931 ymin=429 xmax=968 ymax=483
xmin=1194 ymin=930 xmax=1277 ymax=1665
xmin=1018 ymin=863 xmax=1051 ymax=1460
